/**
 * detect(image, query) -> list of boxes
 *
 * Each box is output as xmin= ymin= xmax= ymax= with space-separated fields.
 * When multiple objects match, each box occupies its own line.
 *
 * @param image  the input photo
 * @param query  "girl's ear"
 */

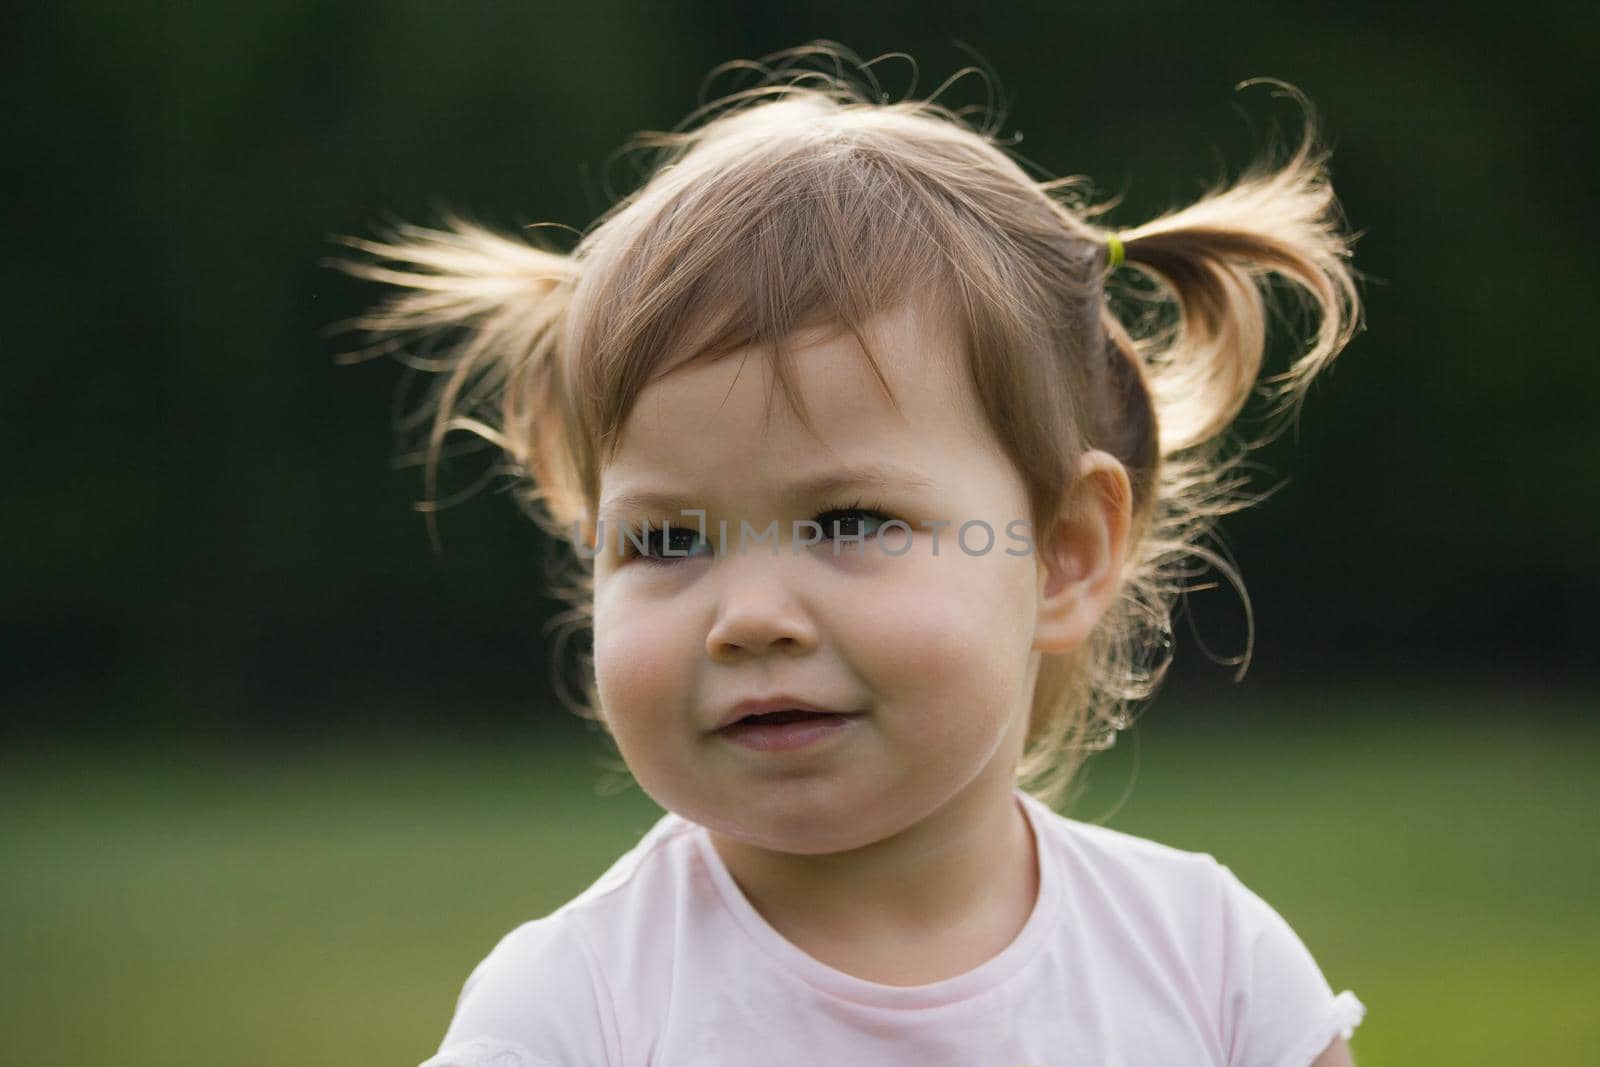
xmin=1032 ymin=450 xmax=1133 ymax=655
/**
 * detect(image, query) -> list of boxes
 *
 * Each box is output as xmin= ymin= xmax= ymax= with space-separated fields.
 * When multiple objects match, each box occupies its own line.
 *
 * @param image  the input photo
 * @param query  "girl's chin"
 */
xmin=715 ymin=824 xmax=886 ymax=857
xmin=697 ymin=797 xmax=917 ymax=856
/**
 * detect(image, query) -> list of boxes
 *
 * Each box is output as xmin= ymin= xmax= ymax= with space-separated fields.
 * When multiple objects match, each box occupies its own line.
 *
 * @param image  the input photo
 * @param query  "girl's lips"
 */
xmin=717 ymin=713 xmax=862 ymax=752
xmin=712 ymin=695 xmax=858 ymax=732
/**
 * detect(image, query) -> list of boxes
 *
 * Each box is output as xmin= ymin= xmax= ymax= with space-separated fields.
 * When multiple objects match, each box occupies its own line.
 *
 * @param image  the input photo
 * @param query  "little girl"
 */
xmin=333 ymin=43 xmax=1366 ymax=1067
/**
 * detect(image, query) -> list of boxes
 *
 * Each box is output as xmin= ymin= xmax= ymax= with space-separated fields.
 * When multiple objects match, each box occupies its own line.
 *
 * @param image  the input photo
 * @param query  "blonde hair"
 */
xmin=326 ymin=44 xmax=1361 ymax=811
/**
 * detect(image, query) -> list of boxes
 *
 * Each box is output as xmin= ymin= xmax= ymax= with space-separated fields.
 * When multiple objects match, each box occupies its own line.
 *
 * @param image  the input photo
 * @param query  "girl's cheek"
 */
xmin=839 ymin=553 xmax=1000 ymax=671
xmin=593 ymin=590 xmax=686 ymax=723
xmin=907 ymin=555 xmax=1031 ymax=684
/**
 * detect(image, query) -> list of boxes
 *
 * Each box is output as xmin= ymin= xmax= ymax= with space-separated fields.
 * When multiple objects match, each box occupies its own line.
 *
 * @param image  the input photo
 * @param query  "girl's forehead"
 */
xmin=613 ymin=302 xmax=979 ymax=456
xmin=599 ymin=302 xmax=995 ymax=498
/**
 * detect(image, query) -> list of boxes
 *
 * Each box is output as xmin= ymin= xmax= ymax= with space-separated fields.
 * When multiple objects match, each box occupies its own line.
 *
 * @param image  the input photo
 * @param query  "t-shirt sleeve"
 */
xmin=418 ymin=915 xmax=617 ymax=1067
xmin=1214 ymin=862 xmax=1366 ymax=1067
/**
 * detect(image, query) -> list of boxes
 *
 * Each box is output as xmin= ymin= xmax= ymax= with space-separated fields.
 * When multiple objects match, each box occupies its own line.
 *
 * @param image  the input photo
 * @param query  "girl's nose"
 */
xmin=704 ymin=557 xmax=820 ymax=661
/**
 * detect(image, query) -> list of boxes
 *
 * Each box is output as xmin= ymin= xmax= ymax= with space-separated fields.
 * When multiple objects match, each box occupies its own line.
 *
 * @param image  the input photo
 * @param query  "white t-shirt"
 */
xmin=421 ymin=787 xmax=1365 ymax=1067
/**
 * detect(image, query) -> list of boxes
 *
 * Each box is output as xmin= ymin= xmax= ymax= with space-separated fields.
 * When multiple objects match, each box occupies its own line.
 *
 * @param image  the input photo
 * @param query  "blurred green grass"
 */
xmin=3 ymin=680 xmax=1595 ymax=1066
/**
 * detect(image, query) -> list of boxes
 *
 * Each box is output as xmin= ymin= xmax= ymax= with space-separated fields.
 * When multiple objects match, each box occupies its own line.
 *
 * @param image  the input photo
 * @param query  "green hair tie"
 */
xmin=1105 ymin=234 xmax=1125 ymax=270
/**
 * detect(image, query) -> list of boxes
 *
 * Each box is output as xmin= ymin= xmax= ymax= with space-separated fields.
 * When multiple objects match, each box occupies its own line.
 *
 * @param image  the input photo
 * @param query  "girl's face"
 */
xmin=590 ymin=297 xmax=1047 ymax=855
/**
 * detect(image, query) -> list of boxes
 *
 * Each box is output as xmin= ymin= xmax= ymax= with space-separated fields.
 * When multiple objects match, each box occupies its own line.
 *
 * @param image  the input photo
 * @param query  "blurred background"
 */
xmin=4 ymin=2 xmax=1595 ymax=1065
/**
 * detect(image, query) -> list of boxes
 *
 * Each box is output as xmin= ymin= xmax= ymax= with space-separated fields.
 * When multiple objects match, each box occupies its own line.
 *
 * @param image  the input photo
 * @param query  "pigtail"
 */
xmin=1114 ymin=102 xmax=1362 ymax=456
xmin=322 ymin=212 xmax=587 ymax=553
xmin=1028 ymin=97 xmax=1366 ymax=813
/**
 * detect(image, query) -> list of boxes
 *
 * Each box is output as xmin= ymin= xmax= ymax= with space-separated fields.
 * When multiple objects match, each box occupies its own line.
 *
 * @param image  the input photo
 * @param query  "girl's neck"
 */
xmin=705 ymin=776 xmax=1038 ymax=985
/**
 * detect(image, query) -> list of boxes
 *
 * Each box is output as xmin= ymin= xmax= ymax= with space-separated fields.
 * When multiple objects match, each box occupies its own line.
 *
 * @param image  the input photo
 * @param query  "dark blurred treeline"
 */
xmin=5 ymin=2 xmax=1595 ymax=740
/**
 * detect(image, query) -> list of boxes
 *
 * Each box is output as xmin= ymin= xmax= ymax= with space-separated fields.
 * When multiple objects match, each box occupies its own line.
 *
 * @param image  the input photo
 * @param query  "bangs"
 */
xmin=650 ymin=152 xmax=955 ymax=382
xmin=564 ymin=96 xmax=1026 ymax=460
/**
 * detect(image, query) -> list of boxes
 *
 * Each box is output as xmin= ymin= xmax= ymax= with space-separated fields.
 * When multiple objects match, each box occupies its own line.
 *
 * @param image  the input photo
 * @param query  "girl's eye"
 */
xmin=628 ymin=522 xmax=710 ymax=565
xmin=816 ymin=505 xmax=892 ymax=543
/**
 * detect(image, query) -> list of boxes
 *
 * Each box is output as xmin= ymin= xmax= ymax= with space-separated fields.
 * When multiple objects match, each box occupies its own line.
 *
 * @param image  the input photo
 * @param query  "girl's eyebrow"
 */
xmin=598 ymin=462 xmax=937 ymax=521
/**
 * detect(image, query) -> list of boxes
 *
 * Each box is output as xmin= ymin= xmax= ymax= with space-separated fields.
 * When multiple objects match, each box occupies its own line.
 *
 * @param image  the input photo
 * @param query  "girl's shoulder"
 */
xmin=1024 ymin=793 xmax=1307 ymax=968
xmin=1019 ymin=790 xmax=1227 ymax=894
xmin=421 ymin=810 xmax=694 ymax=1067
xmin=552 ymin=806 xmax=706 ymax=924
xmin=425 ymin=911 xmax=615 ymax=1067
xmin=1021 ymin=793 xmax=1366 ymax=1063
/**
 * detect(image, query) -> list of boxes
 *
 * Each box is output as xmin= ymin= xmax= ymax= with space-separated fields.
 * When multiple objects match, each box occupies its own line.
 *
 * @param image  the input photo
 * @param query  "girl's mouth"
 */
xmin=717 ymin=710 xmax=862 ymax=752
